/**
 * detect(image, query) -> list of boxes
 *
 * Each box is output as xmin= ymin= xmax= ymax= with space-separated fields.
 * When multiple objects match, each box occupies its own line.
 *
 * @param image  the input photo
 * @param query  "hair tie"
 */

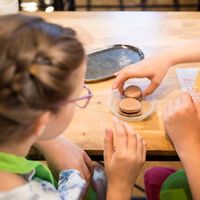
xmin=29 ymin=64 xmax=39 ymax=76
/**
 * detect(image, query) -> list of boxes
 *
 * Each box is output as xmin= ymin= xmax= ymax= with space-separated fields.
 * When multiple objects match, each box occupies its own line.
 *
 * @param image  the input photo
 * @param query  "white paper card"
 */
xmin=176 ymin=68 xmax=199 ymax=91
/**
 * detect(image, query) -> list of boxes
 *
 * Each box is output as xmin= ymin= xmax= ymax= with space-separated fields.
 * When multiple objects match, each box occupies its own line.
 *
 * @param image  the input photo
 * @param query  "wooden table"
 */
xmin=30 ymin=12 xmax=200 ymax=160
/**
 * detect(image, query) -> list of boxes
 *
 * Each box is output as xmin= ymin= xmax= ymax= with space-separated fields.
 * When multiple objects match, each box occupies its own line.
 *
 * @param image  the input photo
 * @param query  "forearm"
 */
xmin=178 ymin=146 xmax=200 ymax=200
xmin=34 ymin=136 xmax=64 ymax=155
xmin=163 ymin=39 xmax=200 ymax=66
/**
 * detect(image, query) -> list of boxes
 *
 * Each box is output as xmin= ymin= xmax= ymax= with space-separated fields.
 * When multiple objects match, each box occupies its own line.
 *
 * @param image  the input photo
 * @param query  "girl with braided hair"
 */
xmin=0 ymin=14 xmax=146 ymax=200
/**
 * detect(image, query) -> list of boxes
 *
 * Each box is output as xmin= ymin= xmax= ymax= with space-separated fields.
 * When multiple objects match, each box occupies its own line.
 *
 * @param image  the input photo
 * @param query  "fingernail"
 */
xmin=114 ymin=72 xmax=119 ymax=76
xmin=112 ymin=83 xmax=117 ymax=89
xmin=112 ymin=116 xmax=117 ymax=121
xmin=105 ymin=128 xmax=109 ymax=133
xmin=112 ymin=116 xmax=119 ymax=122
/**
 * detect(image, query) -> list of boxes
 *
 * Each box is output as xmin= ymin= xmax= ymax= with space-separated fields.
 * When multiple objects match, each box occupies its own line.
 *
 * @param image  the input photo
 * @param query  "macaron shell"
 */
xmin=118 ymin=98 xmax=142 ymax=113
xmin=119 ymin=110 xmax=142 ymax=117
xmin=124 ymin=85 xmax=142 ymax=99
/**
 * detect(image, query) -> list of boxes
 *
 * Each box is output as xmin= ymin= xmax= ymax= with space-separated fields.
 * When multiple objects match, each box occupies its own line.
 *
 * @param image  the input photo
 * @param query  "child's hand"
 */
xmin=35 ymin=137 xmax=93 ymax=184
xmin=104 ymin=117 xmax=146 ymax=200
xmin=112 ymin=53 xmax=171 ymax=96
xmin=163 ymin=92 xmax=200 ymax=158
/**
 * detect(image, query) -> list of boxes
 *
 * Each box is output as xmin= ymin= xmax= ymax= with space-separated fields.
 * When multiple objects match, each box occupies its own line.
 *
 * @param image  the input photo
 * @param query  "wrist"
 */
xmin=107 ymin=183 xmax=132 ymax=200
xmin=176 ymin=142 xmax=200 ymax=165
xmin=161 ymin=48 xmax=180 ymax=67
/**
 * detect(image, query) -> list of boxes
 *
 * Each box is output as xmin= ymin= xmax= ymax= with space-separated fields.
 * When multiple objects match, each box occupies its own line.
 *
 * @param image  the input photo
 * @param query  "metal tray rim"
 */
xmin=85 ymin=44 xmax=144 ymax=83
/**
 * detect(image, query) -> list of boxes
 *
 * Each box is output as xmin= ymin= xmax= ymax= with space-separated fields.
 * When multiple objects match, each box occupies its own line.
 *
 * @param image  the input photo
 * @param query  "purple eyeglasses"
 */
xmin=66 ymin=84 xmax=93 ymax=108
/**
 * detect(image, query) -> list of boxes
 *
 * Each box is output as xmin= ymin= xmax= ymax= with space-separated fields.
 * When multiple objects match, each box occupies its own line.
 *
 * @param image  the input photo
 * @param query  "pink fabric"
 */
xmin=144 ymin=167 xmax=176 ymax=200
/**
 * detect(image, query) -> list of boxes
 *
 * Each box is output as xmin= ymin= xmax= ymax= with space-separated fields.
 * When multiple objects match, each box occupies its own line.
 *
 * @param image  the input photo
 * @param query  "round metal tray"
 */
xmin=85 ymin=44 xmax=144 ymax=83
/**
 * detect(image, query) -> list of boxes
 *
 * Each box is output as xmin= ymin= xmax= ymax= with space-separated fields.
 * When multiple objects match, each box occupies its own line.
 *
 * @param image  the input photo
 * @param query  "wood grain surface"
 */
xmin=28 ymin=12 xmax=200 ymax=157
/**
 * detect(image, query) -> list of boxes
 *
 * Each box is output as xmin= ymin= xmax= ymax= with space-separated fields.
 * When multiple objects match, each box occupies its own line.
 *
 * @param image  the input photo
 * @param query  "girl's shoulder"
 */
xmin=0 ymin=176 xmax=61 ymax=200
xmin=0 ymin=171 xmax=26 ymax=192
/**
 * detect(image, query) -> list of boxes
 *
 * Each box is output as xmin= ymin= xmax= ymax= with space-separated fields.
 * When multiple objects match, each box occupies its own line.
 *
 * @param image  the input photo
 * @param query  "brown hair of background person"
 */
xmin=0 ymin=14 xmax=85 ymax=144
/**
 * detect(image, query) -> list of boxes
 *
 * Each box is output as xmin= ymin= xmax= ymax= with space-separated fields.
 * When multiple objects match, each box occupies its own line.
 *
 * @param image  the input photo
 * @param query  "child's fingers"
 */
xmin=112 ymin=73 xmax=126 ymax=94
xmin=142 ymin=140 xmax=147 ymax=163
xmin=143 ymin=80 xmax=160 ymax=96
xmin=166 ymin=101 xmax=174 ymax=115
xmin=123 ymin=122 xmax=137 ymax=153
xmin=174 ymin=96 xmax=182 ymax=108
xmin=180 ymin=92 xmax=196 ymax=114
xmin=83 ymin=152 xmax=94 ymax=176
xmin=114 ymin=70 xmax=121 ymax=77
xmin=162 ymin=101 xmax=170 ymax=121
xmin=104 ymin=128 xmax=114 ymax=163
xmin=180 ymin=92 xmax=193 ymax=105
xmin=194 ymin=101 xmax=200 ymax=115
xmin=136 ymin=133 xmax=144 ymax=160
xmin=162 ymin=101 xmax=174 ymax=134
xmin=113 ymin=117 xmax=127 ymax=152
xmin=81 ymin=162 xmax=92 ymax=184
xmin=190 ymin=91 xmax=200 ymax=114
xmin=112 ymin=69 xmax=141 ymax=93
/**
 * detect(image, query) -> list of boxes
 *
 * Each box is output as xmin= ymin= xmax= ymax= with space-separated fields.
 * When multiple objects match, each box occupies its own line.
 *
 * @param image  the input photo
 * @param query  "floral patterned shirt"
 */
xmin=0 ymin=169 xmax=87 ymax=200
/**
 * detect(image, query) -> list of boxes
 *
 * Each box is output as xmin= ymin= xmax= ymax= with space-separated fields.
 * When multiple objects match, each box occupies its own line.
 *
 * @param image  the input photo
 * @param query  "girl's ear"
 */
xmin=33 ymin=112 xmax=50 ymax=138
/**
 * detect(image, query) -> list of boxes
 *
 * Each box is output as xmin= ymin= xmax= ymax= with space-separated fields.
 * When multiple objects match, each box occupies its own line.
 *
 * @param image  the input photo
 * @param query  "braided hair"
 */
xmin=0 ymin=14 xmax=85 ymax=143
